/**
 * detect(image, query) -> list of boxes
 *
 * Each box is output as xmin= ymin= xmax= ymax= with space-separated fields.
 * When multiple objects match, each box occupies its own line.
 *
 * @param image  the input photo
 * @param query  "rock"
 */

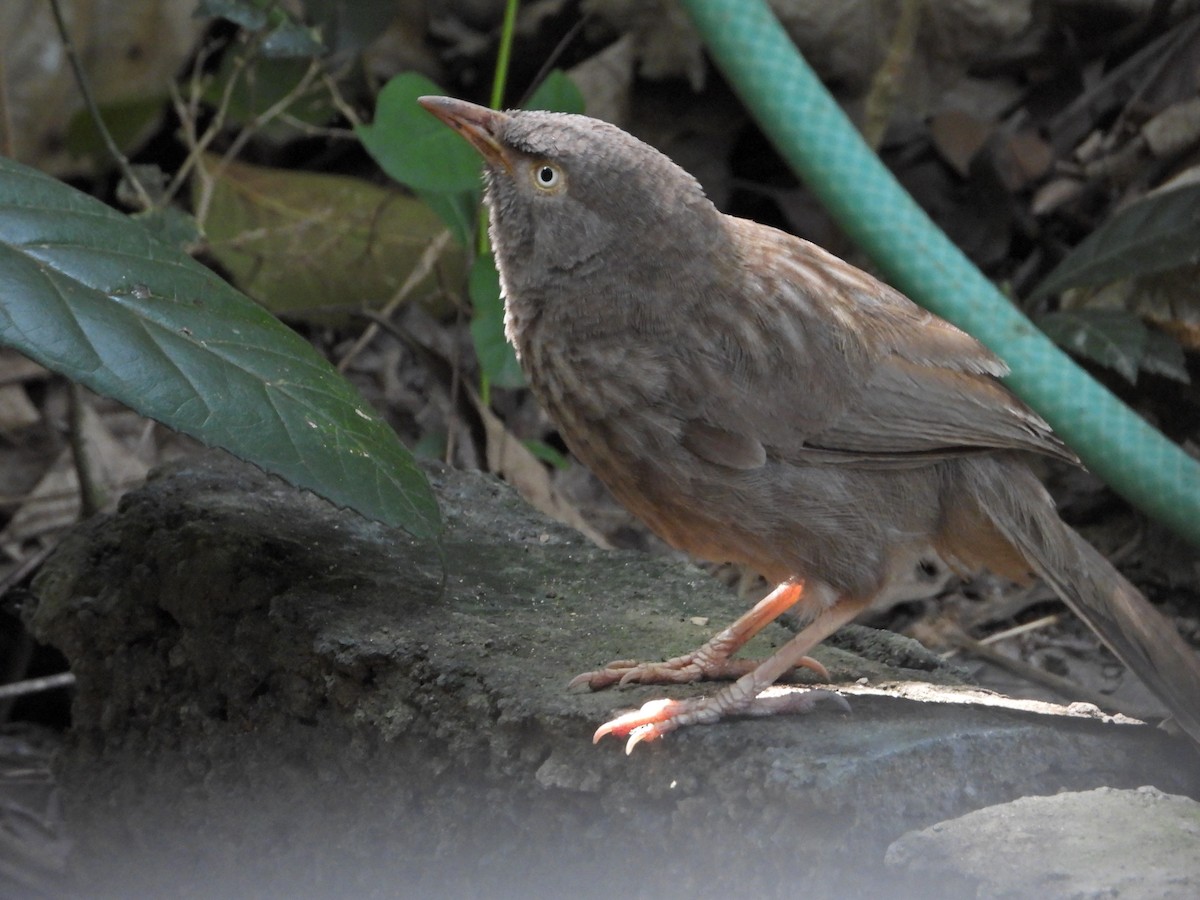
xmin=885 ymin=786 xmax=1200 ymax=899
xmin=24 ymin=454 xmax=1199 ymax=898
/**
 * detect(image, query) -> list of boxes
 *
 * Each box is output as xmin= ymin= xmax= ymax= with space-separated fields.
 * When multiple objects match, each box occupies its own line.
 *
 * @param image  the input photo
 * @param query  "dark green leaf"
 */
xmin=305 ymin=0 xmax=397 ymax=56
xmin=468 ymin=254 xmax=524 ymax=389
xmin=524 ymin=439 xmax=569 ymax=469
xmin=132 ymin=205 xmax=202 ymax=252
xmin=261 ymin=21 xmax=325 ymax=58
xmin=1032 ymin=181 xmax=1200 ymax=301
xmin=201 ymin=53 xmax=334 ymax=134
xmin=195 ymin=0 xmax=268 ymax=29
xmin=1037 ymin=309 xmax=1147 ymax=384
xmin=357 ymin=74 xmax=485 ymax=194
xmin=416 ymin=188 xmax=479 ymax=248
xmin=1142 ymin=327 xmax=1191 ymax=384
xmin=525 ymin=71 xmax=585 ymax=114
xmin=0 ymin=155 xmax=439 ymax=537
xmin=411 ymin=431 xmax=447 ymax=460
xmin=64 ymin=96 xmax=167 ymax=166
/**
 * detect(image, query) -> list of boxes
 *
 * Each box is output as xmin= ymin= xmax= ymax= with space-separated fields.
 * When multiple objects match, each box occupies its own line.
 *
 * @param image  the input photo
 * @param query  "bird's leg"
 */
xmin=593 ymin=593 xmax=870 ymax=754
xmin=568 ymin=580 xmax=827 ymax=691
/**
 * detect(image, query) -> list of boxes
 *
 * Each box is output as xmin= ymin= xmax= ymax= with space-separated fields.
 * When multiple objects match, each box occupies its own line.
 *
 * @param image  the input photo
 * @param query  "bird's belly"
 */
xmin=540 ymin=385 xmax=932 ymax=592
xmin=518 ymin=333 xmax=942 ymax=596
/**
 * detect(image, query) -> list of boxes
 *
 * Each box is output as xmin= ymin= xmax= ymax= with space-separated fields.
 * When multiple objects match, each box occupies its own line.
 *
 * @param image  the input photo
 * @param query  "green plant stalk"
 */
xmin=679 ymin=0 xmax=1200 ymax=547
xmin=489 ymin=0 xmax=521 ymax=114
xmin=477 ymin=0 xmax=522 ymax=407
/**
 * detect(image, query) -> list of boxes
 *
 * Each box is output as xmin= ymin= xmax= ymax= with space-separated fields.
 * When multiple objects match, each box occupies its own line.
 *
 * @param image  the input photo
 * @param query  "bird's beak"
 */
xmin=418 ymin=96 xmax=513 ymax=172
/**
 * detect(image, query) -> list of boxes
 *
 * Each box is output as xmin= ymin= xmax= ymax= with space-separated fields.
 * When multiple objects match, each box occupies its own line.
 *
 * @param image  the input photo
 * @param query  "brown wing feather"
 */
xmin=677 ymin=218 xmax=1075 ymax=470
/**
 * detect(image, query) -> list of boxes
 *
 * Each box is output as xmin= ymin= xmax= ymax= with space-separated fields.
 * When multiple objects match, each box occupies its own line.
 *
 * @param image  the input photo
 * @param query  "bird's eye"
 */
xmin=532 ymin=163 xmax=562 ymax=191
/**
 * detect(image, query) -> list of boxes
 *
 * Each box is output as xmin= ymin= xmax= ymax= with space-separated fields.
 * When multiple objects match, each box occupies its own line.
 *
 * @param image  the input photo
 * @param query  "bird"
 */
xmin=418 ymin=94 xmax=1200 ymax=754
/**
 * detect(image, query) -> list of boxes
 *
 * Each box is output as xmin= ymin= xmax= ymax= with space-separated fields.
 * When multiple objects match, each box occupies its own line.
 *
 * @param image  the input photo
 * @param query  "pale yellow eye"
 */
xmin=532 ymin=163 xmax=562 ymax=191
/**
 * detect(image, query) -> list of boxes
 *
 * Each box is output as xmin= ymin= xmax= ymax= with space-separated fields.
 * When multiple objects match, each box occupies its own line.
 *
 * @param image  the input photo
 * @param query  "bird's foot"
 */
xmin=593 ymin=685 xmax=850 ymax=754
xmin=566 ymin=652 xmax=731 ymax=691
xmin=567 ymin=650 xmax=828 ymax=692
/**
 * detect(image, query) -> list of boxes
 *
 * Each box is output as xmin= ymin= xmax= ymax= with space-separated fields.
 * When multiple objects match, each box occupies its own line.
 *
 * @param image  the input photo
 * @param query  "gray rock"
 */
xmin=24 ymin=454 xmax=1200 ymax=899
xmin=885 ymin=786 xmax=1200 ymax=899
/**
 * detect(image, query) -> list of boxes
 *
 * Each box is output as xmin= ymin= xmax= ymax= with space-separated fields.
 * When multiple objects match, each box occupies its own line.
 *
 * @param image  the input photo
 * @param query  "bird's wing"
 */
xmin=677 ymin=218 xmax=1075 ymax=470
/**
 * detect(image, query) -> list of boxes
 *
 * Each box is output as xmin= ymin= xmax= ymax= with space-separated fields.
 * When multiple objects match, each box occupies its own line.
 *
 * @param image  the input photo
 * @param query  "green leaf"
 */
xmin=1037 ymin=309 xmax=1147 ymax=384
xmin=357 ymin=74 xmax=485 ymax=194
xmin=1141 ymin=327 xmax=1191 ymax=384
xmin=195 ymin=0 xmax=268 ymax=30
xmin=1032 ymin=181 xmax=1200 ymax=301
xmin=0 ymin=155 xmax=439 ymax=537
xmin=199 ymin=155 xmax=467 ymax=322
xmin=524 ymin=439 xmax=570 ymax=469
xmin=261 ymin=21 xmax=325 ymax=59
xmin=202 ymin=54 xmax=333 ymax=133
xmin=64 ymin=96 xmax=167 ymax=166
xmin=416 ymin=188 xmax=478 ymax=249
xmin=132 ymin=205 xmax=202 ymax=252
xmin=306 ymin=0 xmax=397 ymax=56
xmin=468 ymin=254 xmax=524 ymax=389
xmin=524 ymin=71 xmax=585 ymax=114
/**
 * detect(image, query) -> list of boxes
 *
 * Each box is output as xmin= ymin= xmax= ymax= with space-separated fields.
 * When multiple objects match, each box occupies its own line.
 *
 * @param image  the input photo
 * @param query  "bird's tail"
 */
xmin=961 ymin=457 xmax=1200 ymax=746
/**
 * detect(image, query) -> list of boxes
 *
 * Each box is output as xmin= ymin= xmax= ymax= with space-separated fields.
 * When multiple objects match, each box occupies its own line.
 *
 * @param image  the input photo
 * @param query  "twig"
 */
xmin=0 ymin=544 xmax=55 ymax=601
xmin=862 ymin=0 xmax=924 ymax=151
xmin=948 ymin=628 xmax=1151 ymax=720
xmin=320 ymin=67 xmax=362 ymax=129
xmin=276 ymin=116 xmax=358 ymax=140
xmin=164 ymin=36 xmax=256 ymax=208
xmin=0 ymin=672 xmax=76 ymax=702
xmin=977 ymin=613 xmax=1062 ymax=646
xmin=336 ymin=230 xmax=453 ymax=373
xmin=66 ymin=383 xmax=106 ymax=518
xmin=518 ymin=14 xmax=591 ymax=108
xmin=48 ymin=0 xmax=153 ymax=209
xmin=192 ymin=58 xmax=323 ymax=226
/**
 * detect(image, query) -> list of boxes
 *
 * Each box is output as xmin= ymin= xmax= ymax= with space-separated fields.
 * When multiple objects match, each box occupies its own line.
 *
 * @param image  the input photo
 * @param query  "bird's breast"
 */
xmin=516 ymin=312 xmax=694 ymax=490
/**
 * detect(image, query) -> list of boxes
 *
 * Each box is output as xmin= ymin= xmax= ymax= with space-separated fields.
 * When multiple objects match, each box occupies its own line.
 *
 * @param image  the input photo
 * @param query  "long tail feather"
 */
xmin=967 ymin=458 xmax=1200 ymax=745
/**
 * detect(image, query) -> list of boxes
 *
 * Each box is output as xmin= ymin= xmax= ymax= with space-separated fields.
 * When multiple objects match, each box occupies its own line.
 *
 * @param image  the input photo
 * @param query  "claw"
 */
xmin=571 ymin=653 xmax=829 ymax=692
xmin=625 ymin=724 xmax=657 ymax=755
xmin=592 ymin=698 xmax=681 ymax=744
xmin=591 ymin=687 xmax=849 ymax=753
xmin=797 ymin=656 xmax=830 ymax=682
xmin=567 ymin=660 xmax=641 ymax=691
xmin=566 ymin=672 xmax=594 ymax=691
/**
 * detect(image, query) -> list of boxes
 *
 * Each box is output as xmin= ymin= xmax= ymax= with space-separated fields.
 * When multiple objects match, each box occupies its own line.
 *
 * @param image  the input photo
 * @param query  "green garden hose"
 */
xmin=680 ymin=0 xmax=1200 ymax=547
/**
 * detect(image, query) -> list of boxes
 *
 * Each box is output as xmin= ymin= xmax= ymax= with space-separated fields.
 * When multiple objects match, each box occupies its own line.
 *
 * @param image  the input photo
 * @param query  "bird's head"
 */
xmin=418 ymin=96 xmax=722 ymax=297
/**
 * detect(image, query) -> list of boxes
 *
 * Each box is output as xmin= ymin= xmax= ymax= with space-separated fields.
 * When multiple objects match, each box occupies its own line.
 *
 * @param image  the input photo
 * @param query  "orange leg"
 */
xmin=568 ymin=580 xmax=829 ymax=691
xmin=593 ymin=591 xmax=871 ymax=754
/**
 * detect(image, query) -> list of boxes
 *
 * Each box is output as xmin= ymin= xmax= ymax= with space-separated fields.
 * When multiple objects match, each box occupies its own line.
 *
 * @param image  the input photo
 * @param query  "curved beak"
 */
xmin=418 ymin=96 xmax=512 ymax=172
